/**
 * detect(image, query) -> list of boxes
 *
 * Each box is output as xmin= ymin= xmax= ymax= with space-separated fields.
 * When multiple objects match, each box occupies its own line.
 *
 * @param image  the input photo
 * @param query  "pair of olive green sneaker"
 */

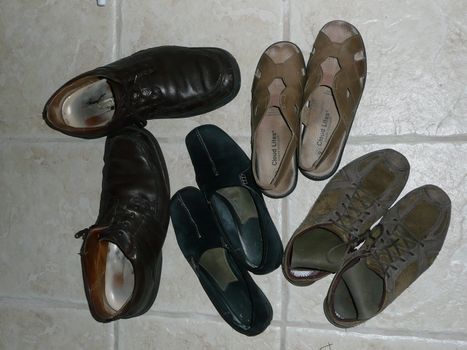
xmin=282 ymin=149 xmax=451 ymax=328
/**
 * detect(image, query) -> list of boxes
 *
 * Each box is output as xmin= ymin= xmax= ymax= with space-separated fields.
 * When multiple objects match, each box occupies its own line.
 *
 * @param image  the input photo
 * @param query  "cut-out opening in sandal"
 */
xmin=265 ymin=42 xmax=297 ymax=64
xmin=211 ymin=187 xmax=263 ymax=268
xmin=321 ymin=20 xmax=357 ymax=43
xmin=82 ymin=228 xmax=135 ymax=319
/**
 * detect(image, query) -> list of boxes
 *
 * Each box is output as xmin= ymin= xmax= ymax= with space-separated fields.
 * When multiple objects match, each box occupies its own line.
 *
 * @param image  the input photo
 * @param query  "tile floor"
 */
xmin=0 ymin=0 xmax=466 ymax=349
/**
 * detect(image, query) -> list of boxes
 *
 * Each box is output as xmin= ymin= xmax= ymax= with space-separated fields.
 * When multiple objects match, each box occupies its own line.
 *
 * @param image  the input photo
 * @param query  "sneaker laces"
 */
xmin=330 ymin=183 xmax=376 ymax=243
xmin=368 ymin=219 xmax=423 ymax=275
xmin=325 ymin=184 xmax=376 ymax=263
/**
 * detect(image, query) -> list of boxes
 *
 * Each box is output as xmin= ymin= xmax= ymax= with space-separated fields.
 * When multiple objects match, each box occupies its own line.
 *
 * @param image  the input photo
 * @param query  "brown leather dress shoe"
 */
xmin=282 ymin=149 xmax=409 ymax=286
xmin=43 ymin=46 xmax=240 ymax=139
xmin=74 ymin=126 xmax=170 ymax=322
xmin=251 ymin=41 xmax=306 ymax=198
xmin=324 ymin=185 xmax=451 ymax=328
xmin=299 ymin=20 xmax=366 ymax=180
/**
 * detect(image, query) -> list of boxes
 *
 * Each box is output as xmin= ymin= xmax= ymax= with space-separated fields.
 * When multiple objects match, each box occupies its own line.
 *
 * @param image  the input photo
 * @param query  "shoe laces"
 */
xmin=324 ymin=185 xmax=377 ymax=263
xmin=75 ymin=196 xmax=155 ymax=240
xmin=368 ymin=218 xmax=423 ymax=275
xmin=330 ymin=182 xmax=376 ymax=243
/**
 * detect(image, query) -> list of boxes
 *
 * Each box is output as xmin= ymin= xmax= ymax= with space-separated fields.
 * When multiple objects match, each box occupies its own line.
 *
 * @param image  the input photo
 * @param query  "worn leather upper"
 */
xmin=43 ymin=46 xmax=240 ymax=138
xmin=325 ymin=185 xmax=451 ymax=327
xmin=77 ymin=126 xmax=170 ymax=322
xmin=283 ymin=149 xmax=410 ymax=285
xmin=367 ymin=186 xmax=451 ymax=305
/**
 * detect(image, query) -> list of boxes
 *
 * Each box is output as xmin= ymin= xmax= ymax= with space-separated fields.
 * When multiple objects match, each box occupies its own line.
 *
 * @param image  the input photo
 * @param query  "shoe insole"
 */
xmin=104 ymin=242 xmax=135 ymax=312
xmin=300 ymin=21 xmax=365 ymax=177
xmin=254 ymin=78 xmax=294 ymax=192
xmin=62 ymin=79 xmax=115 ymax=128
xmin=82 ymin=228 xmax=135 ymax=318
xmin=322 ymin=20 xmax=358 ymax=44
xmin=199 ymin=247 xmax=252 ymax=326
xmin=200 ymin=247 xmax=238 ymax=291
xmin=290 ymin=228 xmax=346 ymax=277
xmin=333 ymin=259 xmax=383 ymax=321
xmin=300 ymin=69 xmax=340 ymax=171
xmin=212 ymin=187 xmax=263 ymax=268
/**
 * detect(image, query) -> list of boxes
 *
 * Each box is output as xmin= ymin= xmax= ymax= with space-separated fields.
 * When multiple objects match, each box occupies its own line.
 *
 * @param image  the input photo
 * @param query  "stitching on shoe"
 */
xmin=177 ymin=194 xmax=202 ymax=239
xmin=195 ymin=129 xmax=219 ymax=176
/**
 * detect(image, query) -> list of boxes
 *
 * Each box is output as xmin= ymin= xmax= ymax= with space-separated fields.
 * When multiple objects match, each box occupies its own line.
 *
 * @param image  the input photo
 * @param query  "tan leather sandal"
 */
xmin=251 ymin=41 xmax=306 ymax=198
xmin=299 ymin=20 xmax=366 ymax=180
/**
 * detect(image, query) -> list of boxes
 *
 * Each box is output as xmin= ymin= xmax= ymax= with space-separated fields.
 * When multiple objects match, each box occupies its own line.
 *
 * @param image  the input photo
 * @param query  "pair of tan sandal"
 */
xmin=251 ymin=20 xmax=367 ymax=198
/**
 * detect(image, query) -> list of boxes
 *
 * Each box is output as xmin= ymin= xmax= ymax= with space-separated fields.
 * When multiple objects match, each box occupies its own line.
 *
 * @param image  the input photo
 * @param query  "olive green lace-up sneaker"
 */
xmin=324 ymin=185 xmax=451 ymax=328
xmin=282 ymin=149 xmax=410 ymax=286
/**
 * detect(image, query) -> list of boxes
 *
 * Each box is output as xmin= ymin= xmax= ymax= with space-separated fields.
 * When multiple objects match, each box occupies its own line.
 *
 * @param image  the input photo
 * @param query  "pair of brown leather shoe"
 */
xmin=282 ymin=149 xmax=451 ymax=327
xmin=43 ymin=46 xmax=241 ymax=322
xmin=251 ymin=20 xmax=367 ymax=198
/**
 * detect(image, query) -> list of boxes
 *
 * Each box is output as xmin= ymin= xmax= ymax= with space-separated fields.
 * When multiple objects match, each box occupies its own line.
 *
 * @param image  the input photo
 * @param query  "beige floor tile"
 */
xmin=286 ymin=327 xmax=467 ymax=350
xmin=118 ymin=315 xmax=281 ymax=350
xmin=0 ymin=1 xmax=115 ymax=138
xmin=0 ymin=303 xmax=112 ymax=350
xmin=285 ymin=143 xmax=467 ymax=333
xmin=121 ymin=0 xmax=284 ymax=139
xmin=0 ymin=141 xmax=103 ymax=301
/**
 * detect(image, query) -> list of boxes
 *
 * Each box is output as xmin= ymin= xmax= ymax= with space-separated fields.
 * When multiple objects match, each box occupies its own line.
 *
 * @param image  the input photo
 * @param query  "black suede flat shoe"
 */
xmin=185 ymin=124 xmax=283 ymax=275
xmin=170 ymin=187 xmax=273 ymax=336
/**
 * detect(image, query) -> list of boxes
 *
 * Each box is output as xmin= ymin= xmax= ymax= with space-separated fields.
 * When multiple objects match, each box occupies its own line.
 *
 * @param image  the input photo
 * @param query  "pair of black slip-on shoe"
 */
xmin=170 ymin=125 xmax=283 ymax=336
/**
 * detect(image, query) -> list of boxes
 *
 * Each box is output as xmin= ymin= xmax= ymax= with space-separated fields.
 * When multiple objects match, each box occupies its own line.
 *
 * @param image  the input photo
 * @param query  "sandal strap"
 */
xmin=251 ymin=43 xmax=305 ymax=188
xmin=303 ymin=30 xmax=367 ymax=168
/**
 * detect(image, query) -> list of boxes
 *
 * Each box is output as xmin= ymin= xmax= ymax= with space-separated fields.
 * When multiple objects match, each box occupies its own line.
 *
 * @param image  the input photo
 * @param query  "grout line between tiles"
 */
xmin=111 ymin=0 xmax=117 ymax=60
xmin=113 ymin=321 xmax=119 ymax=350
xmin=144 ymin=308 xmax=284 ymax=328
xmin=115 ymin=0 xmax=123 ymax=58
xmin=0 ymin=137 xmax=105 ymax=144
xmin=145 ymin=309 xmax=285 ymax=329
xmin=0 ymin=294 xmax=286 ymax=328
xmin=0 ymin=295 xmax=88 ymax=310
xmin=282 ymin=0 xmax=291 ymax=41
xmin=347 ymin=134 xmax=467 ymax=145
xmin=146 ymin=309 xmax=223 ymax=321
xmin=2 ymin=133 xmax=467 ymax=146
xmin=2 ymin=295 xmax=467 ymax=342
xmin=280 ymin=199 xmax=289 ymax=350
xmin=284 ymin=320 xmax=467 ymax=343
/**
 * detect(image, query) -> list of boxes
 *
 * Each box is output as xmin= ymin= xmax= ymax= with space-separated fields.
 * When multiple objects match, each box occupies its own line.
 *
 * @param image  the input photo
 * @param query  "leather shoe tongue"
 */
xmin=339 ymin=258 xmax=384 ymax=320
xmin=97 ymin=227 xmax=136 ymax=260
